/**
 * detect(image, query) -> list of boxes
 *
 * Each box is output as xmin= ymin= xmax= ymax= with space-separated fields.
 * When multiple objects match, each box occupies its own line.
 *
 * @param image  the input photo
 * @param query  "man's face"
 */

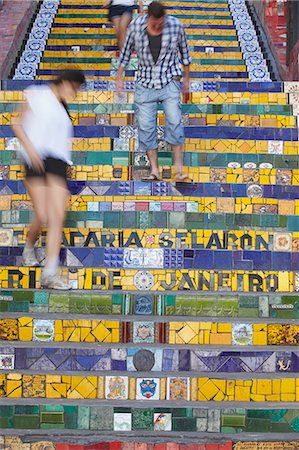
xmin=148 ymin=15 xmax=165 ymax=34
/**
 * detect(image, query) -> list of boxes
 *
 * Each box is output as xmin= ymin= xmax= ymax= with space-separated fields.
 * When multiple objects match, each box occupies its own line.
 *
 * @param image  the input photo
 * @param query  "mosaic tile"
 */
xmin=136 ymin=378 xmax=160 ymax=400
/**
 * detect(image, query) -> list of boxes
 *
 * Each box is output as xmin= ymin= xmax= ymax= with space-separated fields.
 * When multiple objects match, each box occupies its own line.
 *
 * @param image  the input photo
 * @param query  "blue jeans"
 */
xmin=134 ymin=80 xmax=184 ymax=152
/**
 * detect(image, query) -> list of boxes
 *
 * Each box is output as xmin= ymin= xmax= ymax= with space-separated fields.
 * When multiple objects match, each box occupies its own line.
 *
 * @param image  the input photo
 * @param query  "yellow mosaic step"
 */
xmin=0 ymin=373 xmax=299 ymax=402
xmin=42 ymin=51 xmax=242 ymax=59
xmin=36 ymin=75 xmax=251 ymax=82
xmin=5 ymin=113 xmax=295 ymax=128
xmin=12 ymin=228 xmax=298 ymax=251
xmin=5 ymin=164 xmax=299 ymax=185
xmin=1 ymin=138 xmax=297 ymax=154
xmin=2 ymin=317 xmax=298 ymax=346
xmin=60 ymin=0 xmax=225 ymax=5
xmin=0 ymin=267 xmax=294 ymax=292
xmin=2 ymin=91 xmax=288 ymax=104
xmin=46 ymin=39 xmax=240 ymax=47
xmin=37 ymin=63 xmax=247 ymax=72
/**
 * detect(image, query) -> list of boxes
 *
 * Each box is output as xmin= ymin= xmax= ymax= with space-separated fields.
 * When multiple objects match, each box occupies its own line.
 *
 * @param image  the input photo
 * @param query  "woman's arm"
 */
xmin=138 ymin=0 xmax=144 ymax=15
xmin=11 ymin=102 xmax=44 ymax=172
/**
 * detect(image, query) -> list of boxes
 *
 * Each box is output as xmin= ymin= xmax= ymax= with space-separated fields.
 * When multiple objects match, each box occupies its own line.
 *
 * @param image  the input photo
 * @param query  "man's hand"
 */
xmin=116 ymin=76 xmax=125 ymax=92
xmin=182 ymin=77 xmax=190 ymax=94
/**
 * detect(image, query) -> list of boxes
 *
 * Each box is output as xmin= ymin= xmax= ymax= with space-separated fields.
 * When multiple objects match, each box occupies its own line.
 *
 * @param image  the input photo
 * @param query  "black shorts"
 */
xmin=25 ymin=157 xmax=68 ymax=181
xmin=108 ymin=4 xmax=134 ymax=20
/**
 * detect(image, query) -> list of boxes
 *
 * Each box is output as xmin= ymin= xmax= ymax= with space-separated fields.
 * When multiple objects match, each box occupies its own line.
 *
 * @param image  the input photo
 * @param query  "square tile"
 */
xmin=167 ymin=377 xmax=190 ymax=400
xmin=143 ymin=249 xmax=164 ymax=268
xmin=133 ymin=322 xmax=155 ymax=343
xmin=32 ymin=320 xmax=54 ymax=342
xmin=124 ymin=248 xmax=143 ymax=268
xmin=0 ymin=353 xmax=15 ymax=369
xmin=268 ymin=141 xmax=283 ymax=154
xmin=0 ymin=229 xmax=13 ymax=246
xmin=105 ymin=376 xmax=128 ymax=400
xmin=114 ymin=413 xmax=132 ymax=431
xmin=232 ymin=324 xmax=253 ymax=345
xmin=273 ymin=232 xmax=292 ymax=251
xmin=154 ymin=413 xmax=172 ymax=431
xmin=136 ymin=378 xmax=160 ymax=400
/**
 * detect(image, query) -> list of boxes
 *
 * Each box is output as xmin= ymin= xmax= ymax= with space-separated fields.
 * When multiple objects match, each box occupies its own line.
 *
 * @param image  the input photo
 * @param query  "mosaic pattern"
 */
xmin=1 ymin=406 xmax=299 ymax=433
xmin=3 ymin=347 xmax=299 ymax=373
xmin=2 ymin=0 xmax=299 ymax=445
xmin=0 ymin=373 xmax=299 ymax=401
xmin=2 ymin=318 xmax=299 ymax=346
xmin=1 ymin=290 xmax=298 ymax=319
xmin=14 ymin=0 xmax=60 ymax=80
xmin=1 ymin=441 xmax=299 ymax=450
xmin=0 ymin=267 xmax=296 ymax=292
xmin=0 ymin=439 xmax=235 ymax=450
xmin=228 ymin=0 xmax=271 ymax=81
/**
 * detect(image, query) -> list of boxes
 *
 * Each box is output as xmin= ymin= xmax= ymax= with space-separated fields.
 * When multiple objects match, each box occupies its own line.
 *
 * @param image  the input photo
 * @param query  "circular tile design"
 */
xmin=247 ymin=184 xmax=263 ymax=198
xmin=228 ymin=162 xmax=241 ymax=168
xmin=133 ymin=349 xmax=155 ymax=371
xmin=26 ymin=40 xmax=45 ymax=52
xmin=134 ymin=271 xmax=154 ymax=290
xmin=244 ymin=162 xmax=257 ymax=169
xmin=259 ymin=163 xmax=273 ymax=169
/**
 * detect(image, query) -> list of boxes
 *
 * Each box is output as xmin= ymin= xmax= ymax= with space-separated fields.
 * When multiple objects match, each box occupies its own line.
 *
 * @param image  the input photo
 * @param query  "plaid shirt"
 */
xmin=118 ymin=14 xmax=191 ymax=89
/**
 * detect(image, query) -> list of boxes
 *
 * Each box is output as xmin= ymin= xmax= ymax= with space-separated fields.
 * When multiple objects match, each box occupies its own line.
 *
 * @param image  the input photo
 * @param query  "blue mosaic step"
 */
xmin=1 ymin=181 xmax=299 ymax=199
xmin=0 ymin=247 xmax=299 ymax=271
xmin=3 ymin=347 xmax=299 ymax=374
xmin=1 ymin=81 xmax=286 ymax=92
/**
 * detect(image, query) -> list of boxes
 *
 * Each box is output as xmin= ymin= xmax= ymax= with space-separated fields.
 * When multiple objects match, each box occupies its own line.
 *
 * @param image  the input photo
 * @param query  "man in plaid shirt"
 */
xmin=116 ymin=1 xmax=191 ymax=181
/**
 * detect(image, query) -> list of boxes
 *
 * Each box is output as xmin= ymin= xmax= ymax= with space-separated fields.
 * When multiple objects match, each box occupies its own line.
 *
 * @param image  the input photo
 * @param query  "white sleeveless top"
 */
xmin=21 ymin=85 xmax=73 ymax=165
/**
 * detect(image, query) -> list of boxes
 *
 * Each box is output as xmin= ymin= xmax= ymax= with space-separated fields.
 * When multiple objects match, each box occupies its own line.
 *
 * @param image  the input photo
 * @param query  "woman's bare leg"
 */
xmin=118 ymin=13 xmax=132 ymax=48
xmin=23 ymin=178 xmax=47 ymax=256
xmin=43 ymin=174 xmax=69 ymax=276
xmin=111 ymin=17 xmax=122 ymax=49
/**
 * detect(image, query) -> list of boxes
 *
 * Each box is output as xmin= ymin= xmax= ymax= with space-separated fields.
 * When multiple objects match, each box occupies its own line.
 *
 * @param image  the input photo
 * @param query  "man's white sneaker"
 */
xmin=22 ymin=250 xmax=39 ymax=267
xmin=40 ymin=273 xmax=71 ymax=290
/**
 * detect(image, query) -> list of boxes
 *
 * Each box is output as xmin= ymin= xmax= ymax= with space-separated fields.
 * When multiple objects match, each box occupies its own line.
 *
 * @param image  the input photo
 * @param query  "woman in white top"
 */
xmin=12 ymin=70 xmax=86 ymax=290
xmin=102 ymin=0 xmax=143 ymax=49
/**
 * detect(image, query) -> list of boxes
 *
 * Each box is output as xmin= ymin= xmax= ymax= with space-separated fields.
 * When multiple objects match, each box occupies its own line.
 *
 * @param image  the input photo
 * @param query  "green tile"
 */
xmin=132 ymin=408 xmax=154 ymax=430
xmin=13 ymin=415 xmax=40 ymax=429
xmin=41 ymin=412 xmax=64 ymax=424
xmin=172 ymin=418 xmax=197 ymax=431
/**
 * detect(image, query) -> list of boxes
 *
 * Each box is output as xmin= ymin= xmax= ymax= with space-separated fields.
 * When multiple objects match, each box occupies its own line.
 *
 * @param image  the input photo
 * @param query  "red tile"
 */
xmin=135 ymin=202 xmax=149 ymax=211
xmin=206 ymin=445 xmax=219 ymax=450
xmin=154 ymin=445 xmax=166 ymax=450
xmin=110 ymin=443 xmax=121 ymax=450
xmin=219 ymin=444 xmax=232 ymax=450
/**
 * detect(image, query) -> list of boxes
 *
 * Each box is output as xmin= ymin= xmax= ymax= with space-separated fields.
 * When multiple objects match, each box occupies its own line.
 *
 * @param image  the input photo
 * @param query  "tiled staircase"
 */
xmin=1 ymin=0 xmax=299 ymax=449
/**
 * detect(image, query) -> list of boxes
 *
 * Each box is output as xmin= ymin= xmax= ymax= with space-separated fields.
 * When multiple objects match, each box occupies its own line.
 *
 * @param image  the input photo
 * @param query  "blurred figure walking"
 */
xmin=103 ymin=0 xmax=144 ymax=49
xmin=12 ymin=70 xmax=85 ymax=290
xmin=116 ymin=1 xmax=191 ymax=181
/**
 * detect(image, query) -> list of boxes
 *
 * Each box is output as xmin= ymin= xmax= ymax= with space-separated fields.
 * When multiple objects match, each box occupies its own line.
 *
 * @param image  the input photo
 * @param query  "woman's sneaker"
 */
xmin=22 ymin=249 xmax=39 ymax=267
xmin=40 ymin=272 xmax=71 ymax=290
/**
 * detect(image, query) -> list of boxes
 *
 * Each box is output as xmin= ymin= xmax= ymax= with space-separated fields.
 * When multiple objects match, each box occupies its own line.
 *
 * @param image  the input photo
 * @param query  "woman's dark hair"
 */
xmin=148 ymin=1 xmax=166 ymax=18
xmin=53 ymin=70 xmax=86 ymax=87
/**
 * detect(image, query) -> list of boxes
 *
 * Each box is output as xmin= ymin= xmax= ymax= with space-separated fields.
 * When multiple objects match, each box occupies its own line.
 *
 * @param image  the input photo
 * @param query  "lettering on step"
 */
xmin=3 ymin=269 xmax=282 ymax=292
xmin=15 ymin=230 xmax=275 ymax=250
xmin=60 ymin=231 xmax=273 ymax=249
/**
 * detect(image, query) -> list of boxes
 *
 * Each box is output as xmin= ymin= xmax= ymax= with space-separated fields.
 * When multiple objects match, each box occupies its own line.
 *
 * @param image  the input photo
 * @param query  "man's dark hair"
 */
xmin=53 ymin=70 xmax=86 ymax=87
xmin=148 ymin=1 xmax=166 ymax=18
